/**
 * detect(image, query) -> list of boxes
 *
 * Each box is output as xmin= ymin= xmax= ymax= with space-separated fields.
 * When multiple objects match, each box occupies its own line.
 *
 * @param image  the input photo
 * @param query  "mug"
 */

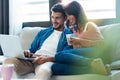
xmin=0 ymin=64 xmax=14 ymax=80
xmin=66 ymin=34 xmax=75 ymax=45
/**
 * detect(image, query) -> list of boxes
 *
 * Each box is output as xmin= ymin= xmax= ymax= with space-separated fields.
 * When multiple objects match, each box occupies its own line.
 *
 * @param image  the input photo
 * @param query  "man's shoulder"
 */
xmin=64 ymin=27 xmax=73 ymax=34
xmin=38 ymin=26 xmax=52 ymax=33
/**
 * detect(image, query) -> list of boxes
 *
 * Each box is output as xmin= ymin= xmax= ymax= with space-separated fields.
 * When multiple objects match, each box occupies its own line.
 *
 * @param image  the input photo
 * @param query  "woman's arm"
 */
xmin=70 ymin=22 xmax=104 ymax=48
xmin=69 ymin=37 xmax=104 ymax=48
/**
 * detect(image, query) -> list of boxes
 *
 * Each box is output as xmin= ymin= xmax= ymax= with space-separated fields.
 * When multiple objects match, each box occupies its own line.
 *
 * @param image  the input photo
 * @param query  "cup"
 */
xmin=66 ymin=34 xmax=75 ymax=45
xmin=0 ymin=64 xmax=14 ymax=80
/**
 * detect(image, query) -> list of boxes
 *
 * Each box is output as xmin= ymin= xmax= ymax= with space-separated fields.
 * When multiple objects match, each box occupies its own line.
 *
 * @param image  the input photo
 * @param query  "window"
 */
xmin=22 ymin=0 xmax=50 ymax=22
xmin=9 ymin=0 xmax=116 ymax=35
xmin=9 ymin=0 xmax=50 ymax=34
xmin=62 ymin=0 xmax=116 ymax=19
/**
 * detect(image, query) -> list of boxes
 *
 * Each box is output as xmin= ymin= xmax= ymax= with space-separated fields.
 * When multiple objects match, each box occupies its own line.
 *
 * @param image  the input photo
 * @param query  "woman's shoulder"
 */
xmin=86 ymin=22 xmax=97 ymax=28
xmin=85 ymin=22 xmax=99 ymax=31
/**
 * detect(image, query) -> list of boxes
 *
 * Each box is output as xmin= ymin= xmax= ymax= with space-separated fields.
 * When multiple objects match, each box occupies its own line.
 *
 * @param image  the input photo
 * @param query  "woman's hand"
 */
xmin=69 ymin=37 xmax=93 ymax=48
xmin=69 ymin=37 xmax=81 ymax=48
xmin=70 ymin=37 xmax=96 ymax=48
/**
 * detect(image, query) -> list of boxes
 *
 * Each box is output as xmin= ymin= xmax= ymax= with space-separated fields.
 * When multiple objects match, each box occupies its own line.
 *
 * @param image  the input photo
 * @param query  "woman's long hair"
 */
xmin=65 ymin=1 xmax=88 ymax=32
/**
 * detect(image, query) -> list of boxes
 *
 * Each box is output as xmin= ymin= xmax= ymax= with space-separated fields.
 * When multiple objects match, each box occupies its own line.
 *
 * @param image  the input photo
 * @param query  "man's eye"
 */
xmin=56 ymin=17 xmax=61 ymax=19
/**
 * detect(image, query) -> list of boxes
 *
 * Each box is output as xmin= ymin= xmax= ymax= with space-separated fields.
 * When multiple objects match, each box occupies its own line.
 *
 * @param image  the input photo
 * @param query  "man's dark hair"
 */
xmin=51 ymin=3 xmax=66 ymax=18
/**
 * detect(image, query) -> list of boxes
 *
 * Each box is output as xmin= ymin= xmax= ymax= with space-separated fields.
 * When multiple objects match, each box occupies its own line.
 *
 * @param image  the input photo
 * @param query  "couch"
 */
xmin=1 ymin=23 xmax=120 ymax=80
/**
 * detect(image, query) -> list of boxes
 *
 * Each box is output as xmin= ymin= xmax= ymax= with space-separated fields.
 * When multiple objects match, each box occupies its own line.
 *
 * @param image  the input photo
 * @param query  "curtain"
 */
xmin=0 ymin=0 xmax=9 ymax=34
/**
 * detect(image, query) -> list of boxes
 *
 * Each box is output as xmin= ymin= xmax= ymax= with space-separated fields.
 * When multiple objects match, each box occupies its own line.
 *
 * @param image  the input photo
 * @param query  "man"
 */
xmin=3 ymin=3 xmax=72 ymax=80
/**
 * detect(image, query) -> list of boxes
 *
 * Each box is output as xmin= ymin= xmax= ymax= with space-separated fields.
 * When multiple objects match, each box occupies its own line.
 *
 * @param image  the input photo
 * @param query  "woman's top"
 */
xmin=70 ymin=22 xmax=104 ymax=48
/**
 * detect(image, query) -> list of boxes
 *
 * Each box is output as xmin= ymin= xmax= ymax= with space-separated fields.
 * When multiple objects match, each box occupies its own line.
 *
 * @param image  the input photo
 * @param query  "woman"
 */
xmin=65 ymin=1 xmax=104 ymax=48
xmin=52 ymin=1 xmax=110 ymax=75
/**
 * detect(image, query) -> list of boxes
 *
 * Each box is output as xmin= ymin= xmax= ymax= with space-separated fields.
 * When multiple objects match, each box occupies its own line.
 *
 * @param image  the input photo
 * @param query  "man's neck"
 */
xmin=54 ymin=26 xmax=64 ymax=31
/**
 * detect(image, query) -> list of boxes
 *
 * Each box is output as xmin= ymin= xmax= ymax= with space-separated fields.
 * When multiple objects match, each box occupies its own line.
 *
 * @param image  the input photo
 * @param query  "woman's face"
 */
xmin=67 ymin=15 xmax=76 ymax=26
xmin=66 ymin=14 xmax=78 ymax=32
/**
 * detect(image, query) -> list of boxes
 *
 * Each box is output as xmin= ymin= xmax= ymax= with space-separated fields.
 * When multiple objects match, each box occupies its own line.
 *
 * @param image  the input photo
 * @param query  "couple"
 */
xmin=3 ymin=1 xmax=110 ymax=80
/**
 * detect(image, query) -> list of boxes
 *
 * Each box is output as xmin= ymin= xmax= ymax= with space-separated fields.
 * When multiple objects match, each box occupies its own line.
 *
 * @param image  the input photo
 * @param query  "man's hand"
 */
xmin=24 ymin=50 xmax=33 ymax=57
xmin=32 ymin=55 xmax=54 ymax=65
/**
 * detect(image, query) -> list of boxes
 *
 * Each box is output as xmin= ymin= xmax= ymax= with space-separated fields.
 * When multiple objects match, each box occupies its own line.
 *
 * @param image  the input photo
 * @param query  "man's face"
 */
xmin=51 ymin=11 xmax=66 ymax=31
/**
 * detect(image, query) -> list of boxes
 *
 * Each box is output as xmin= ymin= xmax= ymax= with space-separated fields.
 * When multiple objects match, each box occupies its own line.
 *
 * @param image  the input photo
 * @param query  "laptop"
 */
xmin=0 ymin=35 xmax=35 ymax=60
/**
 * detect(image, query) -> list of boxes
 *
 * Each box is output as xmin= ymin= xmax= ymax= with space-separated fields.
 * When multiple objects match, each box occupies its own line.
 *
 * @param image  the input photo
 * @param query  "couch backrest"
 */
xmin=19 ymin=27 xmax=45 ymax=50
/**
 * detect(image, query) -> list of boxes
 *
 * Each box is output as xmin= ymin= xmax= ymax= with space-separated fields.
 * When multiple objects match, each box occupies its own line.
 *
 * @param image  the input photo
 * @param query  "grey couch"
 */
xmin=1 ymin=23 xmax=120 ymax=80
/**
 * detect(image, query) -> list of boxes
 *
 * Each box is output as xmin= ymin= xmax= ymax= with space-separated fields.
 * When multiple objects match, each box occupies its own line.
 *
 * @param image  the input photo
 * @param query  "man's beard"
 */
xmin=54 ymin=23 xmax=64 ymax=31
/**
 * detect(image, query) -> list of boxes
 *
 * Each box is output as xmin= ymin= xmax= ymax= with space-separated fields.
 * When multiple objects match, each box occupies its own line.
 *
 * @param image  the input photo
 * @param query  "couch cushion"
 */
xmin=99 ymin=23 xmax=120 ymax=63
xmin=111 ymin=70 xmax=120 ymax=80
xmin=19 ymin=27 xmax=45 ymax=50
xmin=110 ymin=60 xmax=120 ymax=69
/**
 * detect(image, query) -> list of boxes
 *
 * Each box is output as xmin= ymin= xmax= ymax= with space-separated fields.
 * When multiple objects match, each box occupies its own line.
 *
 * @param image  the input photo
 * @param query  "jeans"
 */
xmin=52 ymin=48 xmax=100 ymax=75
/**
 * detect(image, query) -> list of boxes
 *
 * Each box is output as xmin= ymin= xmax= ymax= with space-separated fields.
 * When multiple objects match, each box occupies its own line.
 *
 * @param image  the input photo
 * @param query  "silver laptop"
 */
xmin=0 ymin=35 xmax=35 ymax=60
